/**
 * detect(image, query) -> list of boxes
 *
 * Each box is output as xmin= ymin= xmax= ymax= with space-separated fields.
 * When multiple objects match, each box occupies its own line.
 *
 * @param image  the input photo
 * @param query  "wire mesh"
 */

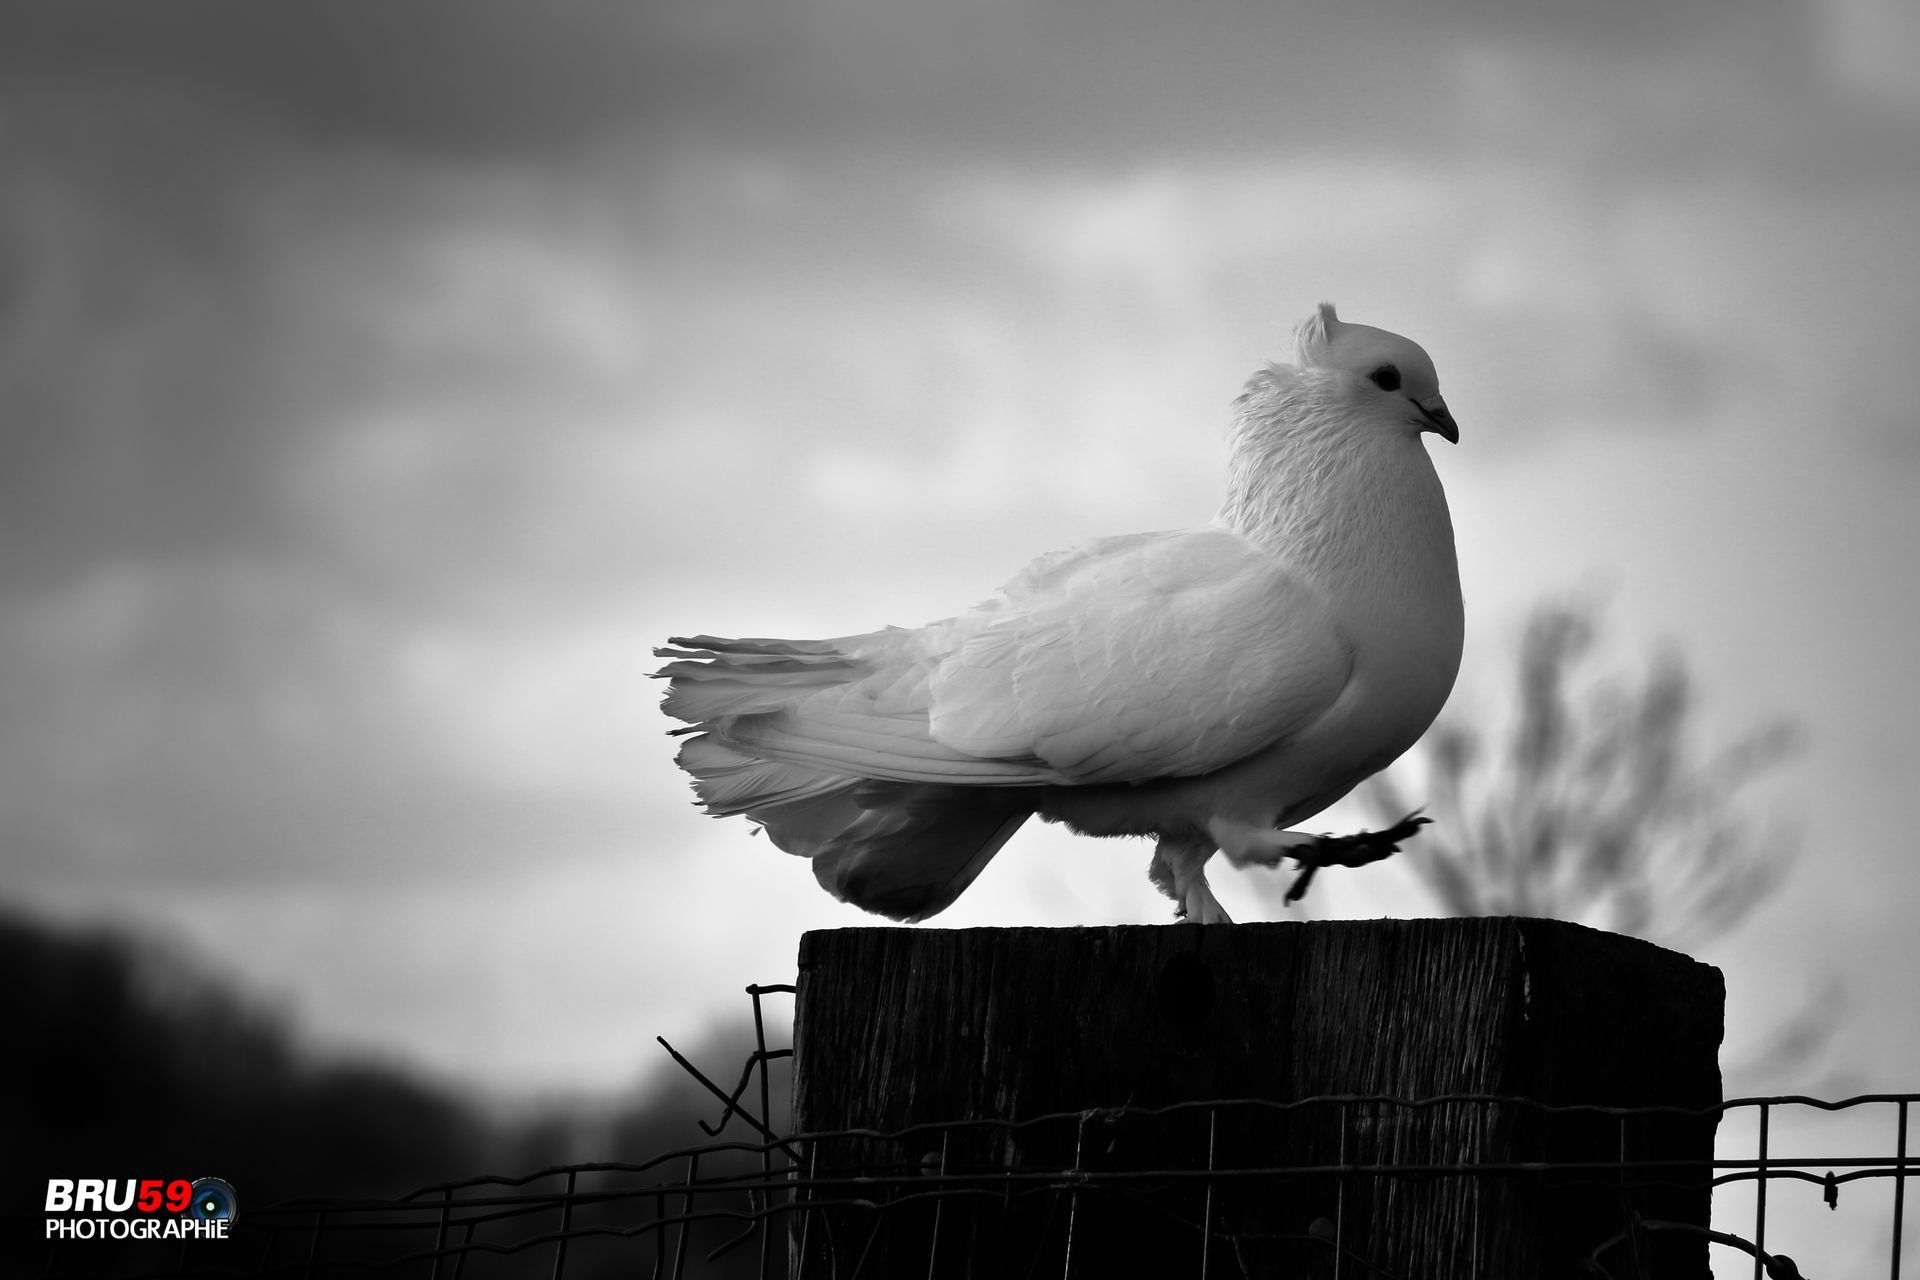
xmin=31 ymin=984 xmax=1916 ymax=1280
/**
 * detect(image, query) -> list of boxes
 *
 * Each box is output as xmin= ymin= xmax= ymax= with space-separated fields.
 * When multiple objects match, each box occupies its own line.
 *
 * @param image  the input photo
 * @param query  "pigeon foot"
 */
xmin=1152 ymin=834 xmax=1234 ymax=924
xmin=1281 ymin=811 xmax=1430 ymax=903
xmin=1178 ymin=881 xmax=1234 ymax=925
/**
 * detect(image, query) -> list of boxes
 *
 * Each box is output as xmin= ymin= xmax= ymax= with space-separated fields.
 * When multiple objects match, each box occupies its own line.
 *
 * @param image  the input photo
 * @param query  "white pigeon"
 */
xmin=656 ymin=304 xmax=1463 ymax=924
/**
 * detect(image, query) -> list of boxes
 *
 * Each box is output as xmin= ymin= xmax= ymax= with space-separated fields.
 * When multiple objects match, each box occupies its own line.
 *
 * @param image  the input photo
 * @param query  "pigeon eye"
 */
xmin=1367 ymin=365 xmax=1401 ymax=392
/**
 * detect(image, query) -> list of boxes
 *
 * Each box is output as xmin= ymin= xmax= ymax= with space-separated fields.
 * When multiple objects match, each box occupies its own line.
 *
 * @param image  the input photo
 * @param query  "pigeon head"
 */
xmin=1294 ymin=302 xmax=1458 ymax=443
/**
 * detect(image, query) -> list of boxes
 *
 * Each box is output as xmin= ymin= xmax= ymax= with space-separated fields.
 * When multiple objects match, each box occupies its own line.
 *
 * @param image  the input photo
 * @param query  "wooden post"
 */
xmin=790 ymin=918 xmax=1722 ymax=1278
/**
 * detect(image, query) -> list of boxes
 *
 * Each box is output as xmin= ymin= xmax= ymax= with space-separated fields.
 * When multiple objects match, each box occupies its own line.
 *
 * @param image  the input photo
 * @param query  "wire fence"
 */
xmin=33 ymin=985 xmax=1915 ymax=1280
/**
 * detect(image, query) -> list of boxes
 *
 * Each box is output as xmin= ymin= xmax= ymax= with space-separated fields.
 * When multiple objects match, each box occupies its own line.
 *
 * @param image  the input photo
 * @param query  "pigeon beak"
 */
xmin=1414 ymin=394 xmax=1458 ymax=444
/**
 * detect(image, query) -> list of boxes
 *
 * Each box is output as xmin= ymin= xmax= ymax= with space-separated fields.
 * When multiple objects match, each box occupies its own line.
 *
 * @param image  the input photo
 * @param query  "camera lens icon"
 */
xmin=187 ymin=1177 xmax=237 ymax=1226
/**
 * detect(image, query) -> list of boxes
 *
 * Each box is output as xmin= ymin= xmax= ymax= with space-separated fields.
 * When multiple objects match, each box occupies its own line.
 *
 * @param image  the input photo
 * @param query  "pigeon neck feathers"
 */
xmin=1218 ymin=359 xmax=1457 ymax=616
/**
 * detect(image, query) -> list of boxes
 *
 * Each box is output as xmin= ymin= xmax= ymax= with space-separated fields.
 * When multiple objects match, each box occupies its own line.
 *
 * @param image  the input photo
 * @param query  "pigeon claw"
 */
xmin=1282 ymin=811 xmax=1430 ymax=904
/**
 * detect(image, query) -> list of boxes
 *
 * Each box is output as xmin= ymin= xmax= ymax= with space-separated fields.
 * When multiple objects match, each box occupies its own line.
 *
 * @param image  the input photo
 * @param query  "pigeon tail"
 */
xmin=654 ymin=635 xmax=863 ymax=725
xmin=672 ymin=732 xmax=1033 ymax=921
xmin=807 ymin=783 xmax=1033 ymax=921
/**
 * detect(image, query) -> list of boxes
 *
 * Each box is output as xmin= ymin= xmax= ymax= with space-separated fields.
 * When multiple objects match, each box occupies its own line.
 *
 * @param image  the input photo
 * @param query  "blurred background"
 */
xmin=3 ymin=0 xmax=1917 ymax=1270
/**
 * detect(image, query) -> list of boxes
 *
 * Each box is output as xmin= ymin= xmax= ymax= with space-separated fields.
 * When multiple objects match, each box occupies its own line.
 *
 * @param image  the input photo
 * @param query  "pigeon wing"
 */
xmin=927 ymin=527 xmax=1352 ymax=783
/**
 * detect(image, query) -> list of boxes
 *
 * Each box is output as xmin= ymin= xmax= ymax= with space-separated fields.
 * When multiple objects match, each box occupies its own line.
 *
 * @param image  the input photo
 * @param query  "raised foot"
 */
xmin=1282 ymin=811 xmax=1430 ymax=904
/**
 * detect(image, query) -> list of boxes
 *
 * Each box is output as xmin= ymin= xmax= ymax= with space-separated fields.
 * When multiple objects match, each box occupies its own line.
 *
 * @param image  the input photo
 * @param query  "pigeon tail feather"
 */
xmin=657 ymin=632 xmax=1061 ymax=786
xmin=674 ymin=732 xmax=1031 ymax=921
xmin=807 ymin=783 xmax=1033 ymax=921
xmin=654 ymin=636 xmax=865 ymax=724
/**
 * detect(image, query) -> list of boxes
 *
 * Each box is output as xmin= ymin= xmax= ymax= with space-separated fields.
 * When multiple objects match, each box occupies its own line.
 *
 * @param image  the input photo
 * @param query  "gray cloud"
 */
xmin=0 ymin=1 xmax=778 ymax=157
xmin=0 ymin=0 xmax=1821 ymax=164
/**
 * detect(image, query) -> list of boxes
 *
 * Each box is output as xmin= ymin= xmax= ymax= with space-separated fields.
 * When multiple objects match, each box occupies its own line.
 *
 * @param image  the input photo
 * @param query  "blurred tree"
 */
xmin=0 ymin=904 xmax=784 ymax=1278
xmin=1365 ymin=598 xmax=1802 ymax=954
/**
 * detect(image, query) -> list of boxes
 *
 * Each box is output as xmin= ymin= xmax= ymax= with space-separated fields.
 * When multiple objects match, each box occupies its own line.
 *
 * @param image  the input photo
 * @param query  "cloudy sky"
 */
xmin=5 ymin=0 xmax=1917 ymax=1185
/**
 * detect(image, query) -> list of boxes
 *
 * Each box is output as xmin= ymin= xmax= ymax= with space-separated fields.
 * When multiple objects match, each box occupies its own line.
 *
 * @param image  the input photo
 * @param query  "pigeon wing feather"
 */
xmin=668 ymin=526 xmax=1350 ymax=791
xmin=928 ymin=527 xmax=1352 ymax=783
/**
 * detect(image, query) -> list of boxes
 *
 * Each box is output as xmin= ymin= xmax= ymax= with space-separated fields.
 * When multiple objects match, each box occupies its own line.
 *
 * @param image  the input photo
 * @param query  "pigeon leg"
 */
xmin=1205 ymin=818 xmax=1321 ymax=869
xmin=1149 ymin=835 xmax=1234 ymax=924
xmin=1207 ymin=812 xmax=1431 ymax=903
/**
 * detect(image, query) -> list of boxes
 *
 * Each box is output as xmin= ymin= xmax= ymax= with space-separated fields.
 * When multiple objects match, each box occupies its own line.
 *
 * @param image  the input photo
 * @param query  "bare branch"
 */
xmin=1366 ymin=597 xmax=1803 ymax=954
